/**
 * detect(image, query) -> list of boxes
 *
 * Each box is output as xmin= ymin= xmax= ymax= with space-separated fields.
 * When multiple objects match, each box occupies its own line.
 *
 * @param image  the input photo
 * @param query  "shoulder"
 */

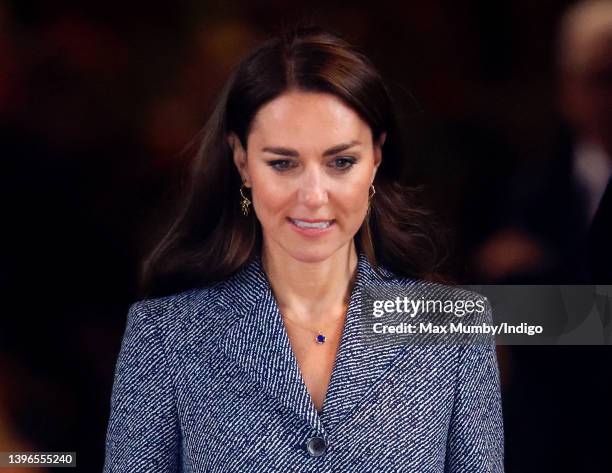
xmin=367 ymin=267 xmax=492 ymax=324
xmin=127 ymin=280 xmax=229 ymax=337
xmin=371 ymin=265 xmax=490 ymax=304
xmin=122 ymin=256 xmax=269 ymax=342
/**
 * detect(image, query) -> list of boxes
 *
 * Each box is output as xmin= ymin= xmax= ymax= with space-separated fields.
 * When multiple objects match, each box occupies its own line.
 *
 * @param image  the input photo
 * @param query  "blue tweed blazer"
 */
xmin=104 ymin=252 xmax=504 ymax=472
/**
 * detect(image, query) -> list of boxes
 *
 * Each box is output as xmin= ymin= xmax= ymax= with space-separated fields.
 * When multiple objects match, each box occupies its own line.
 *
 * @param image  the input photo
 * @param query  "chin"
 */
xmin=284 ymin=247 xmax=334 ymax=264
xmin=262 ymin=225 xmax=355 ymax=263
xmin=281 ymin=238 xmax=356 ymax=264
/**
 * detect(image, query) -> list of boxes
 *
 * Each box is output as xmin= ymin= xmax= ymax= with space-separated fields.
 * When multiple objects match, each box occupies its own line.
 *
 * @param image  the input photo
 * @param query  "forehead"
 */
xmin=248 ymin=91 xmax=371 ymax=146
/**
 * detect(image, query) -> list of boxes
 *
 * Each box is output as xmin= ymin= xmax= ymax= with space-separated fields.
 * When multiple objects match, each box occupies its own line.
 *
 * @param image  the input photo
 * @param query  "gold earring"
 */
xmin=240 ymin=184 xmax=251 ymax=216
xmin=369 ymin=184 xmax=376 ymax=200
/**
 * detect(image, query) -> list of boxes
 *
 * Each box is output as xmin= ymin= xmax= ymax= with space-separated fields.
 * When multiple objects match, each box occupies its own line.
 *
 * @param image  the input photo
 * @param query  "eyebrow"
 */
xmin=261 ymin=140 xmax=362 ymax=158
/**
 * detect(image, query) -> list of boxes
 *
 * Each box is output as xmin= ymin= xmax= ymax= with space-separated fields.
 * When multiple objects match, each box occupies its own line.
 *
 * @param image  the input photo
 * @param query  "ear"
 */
xmin=228 ymin=132 xmax=250 ymax=187
xmin=372 ymin=131 xmax=386 ymax=182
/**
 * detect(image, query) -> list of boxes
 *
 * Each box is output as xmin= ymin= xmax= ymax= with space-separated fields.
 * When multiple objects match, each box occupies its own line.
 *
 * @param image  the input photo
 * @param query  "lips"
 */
xmin=289 ymin=218 xmax=335 ymax=229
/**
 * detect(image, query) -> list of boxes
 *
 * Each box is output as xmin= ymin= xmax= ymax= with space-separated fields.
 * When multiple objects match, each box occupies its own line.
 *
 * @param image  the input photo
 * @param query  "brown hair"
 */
xmin=140 ymin=25 xmax=450 ymax=298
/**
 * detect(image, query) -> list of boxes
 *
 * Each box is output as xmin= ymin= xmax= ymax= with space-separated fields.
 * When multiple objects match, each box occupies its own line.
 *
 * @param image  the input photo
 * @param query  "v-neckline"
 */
xmin=263 ymin=254 xmax=362 ymax=419
xmin=216 ymin=250 xmax=410 ymax=434
xmin=281 ymin=306 xmax=348 ymax=415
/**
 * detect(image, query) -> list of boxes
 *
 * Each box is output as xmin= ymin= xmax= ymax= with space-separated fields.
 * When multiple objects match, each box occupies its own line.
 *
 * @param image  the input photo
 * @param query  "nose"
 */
xmin=297 ymin=168 xmax=328 ymax=208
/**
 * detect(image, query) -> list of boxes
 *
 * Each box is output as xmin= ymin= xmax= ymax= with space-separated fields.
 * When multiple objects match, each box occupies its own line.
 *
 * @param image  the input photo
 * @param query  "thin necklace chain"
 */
xmin=271 ymin=263 xmax=358 ymax=343
xmin=281 ymin=309 xmax=347 ymax=333
xmin=280 ymin=284 xmax=354 ymax=333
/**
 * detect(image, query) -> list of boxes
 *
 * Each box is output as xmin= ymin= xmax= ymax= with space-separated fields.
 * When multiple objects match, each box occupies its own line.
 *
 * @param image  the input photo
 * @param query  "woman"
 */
xmin=103 ymin=26 xmax=504 ymax=472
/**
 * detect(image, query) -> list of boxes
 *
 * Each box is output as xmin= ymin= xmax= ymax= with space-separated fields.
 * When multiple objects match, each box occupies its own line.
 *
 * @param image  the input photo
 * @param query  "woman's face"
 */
xmin=230 ymin=91 xmax=384 ymax=263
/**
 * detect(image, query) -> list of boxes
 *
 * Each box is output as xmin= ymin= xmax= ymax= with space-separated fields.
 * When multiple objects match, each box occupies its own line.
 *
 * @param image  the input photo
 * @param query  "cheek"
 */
xmin=346 ymin=166 xmax=374 ymax=199
xmin=255 ymin=190 xmax=283 ymax=210
xmin=249 ymin=173 xmax=290 ymax=220
xmin=336 ymin=177 xmax=372 ymax=221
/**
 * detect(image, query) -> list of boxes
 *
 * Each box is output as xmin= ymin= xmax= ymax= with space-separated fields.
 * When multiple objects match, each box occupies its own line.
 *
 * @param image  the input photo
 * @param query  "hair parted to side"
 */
xmin=140 ymin=25 xmax=450 ymax=299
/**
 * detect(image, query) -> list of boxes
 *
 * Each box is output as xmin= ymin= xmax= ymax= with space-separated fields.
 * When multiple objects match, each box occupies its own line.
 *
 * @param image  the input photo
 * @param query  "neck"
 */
xmin=261 ymin=242 xmax=359 ymax=325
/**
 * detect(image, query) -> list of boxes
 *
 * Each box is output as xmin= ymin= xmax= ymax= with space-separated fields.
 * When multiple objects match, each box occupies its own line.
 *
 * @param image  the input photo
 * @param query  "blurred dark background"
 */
xmin=1 ymin=0 xmax=612 ymax=471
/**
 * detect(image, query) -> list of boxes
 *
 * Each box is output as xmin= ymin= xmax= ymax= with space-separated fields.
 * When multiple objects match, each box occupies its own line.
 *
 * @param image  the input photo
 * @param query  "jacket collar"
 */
xmin=216 ymin=251 xmax=411 ymax=435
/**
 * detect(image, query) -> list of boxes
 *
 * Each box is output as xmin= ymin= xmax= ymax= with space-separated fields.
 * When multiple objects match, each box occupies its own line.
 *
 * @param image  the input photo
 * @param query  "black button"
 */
xmin=305 ymin=436 xmax=326 ymax=457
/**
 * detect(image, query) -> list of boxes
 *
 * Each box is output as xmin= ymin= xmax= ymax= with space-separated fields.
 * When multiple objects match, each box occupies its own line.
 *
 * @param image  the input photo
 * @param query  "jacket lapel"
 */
xmin=216 ymin=251 xmax=412 ymax=433
xmin=319 ymin=253 xmax=410 ymax=430
xmin=216 ymin=255 xmax=324 ymax=434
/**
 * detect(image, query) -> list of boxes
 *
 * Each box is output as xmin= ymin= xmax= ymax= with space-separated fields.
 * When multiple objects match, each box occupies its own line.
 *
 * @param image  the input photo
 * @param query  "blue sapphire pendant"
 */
xmin=316 ymin=333 xmax=326 ymax=344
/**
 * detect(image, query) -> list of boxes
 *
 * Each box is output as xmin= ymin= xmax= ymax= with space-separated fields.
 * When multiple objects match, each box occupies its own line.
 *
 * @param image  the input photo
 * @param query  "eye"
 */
xmin=330 ymin=156 xmax=357 ymax=170
xmin=267 ymin=159 xmax=296 ymax=171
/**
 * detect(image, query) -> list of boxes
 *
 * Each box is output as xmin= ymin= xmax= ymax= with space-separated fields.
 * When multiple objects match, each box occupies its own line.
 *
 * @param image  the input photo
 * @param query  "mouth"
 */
xmin=287 ymin=217 xmax=335 ymax=233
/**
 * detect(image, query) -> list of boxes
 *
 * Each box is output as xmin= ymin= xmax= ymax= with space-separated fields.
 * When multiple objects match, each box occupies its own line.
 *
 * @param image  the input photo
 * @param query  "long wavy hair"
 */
xmin=140 ymin=26 xmax=450 ymax=299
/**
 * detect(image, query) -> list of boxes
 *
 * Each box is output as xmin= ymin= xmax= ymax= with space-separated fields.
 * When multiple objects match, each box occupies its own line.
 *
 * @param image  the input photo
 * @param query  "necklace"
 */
xmin=275 ymin=269 xmax=357 ymax=345
xmin=281 ymin=311 xmax=347 ymax=345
